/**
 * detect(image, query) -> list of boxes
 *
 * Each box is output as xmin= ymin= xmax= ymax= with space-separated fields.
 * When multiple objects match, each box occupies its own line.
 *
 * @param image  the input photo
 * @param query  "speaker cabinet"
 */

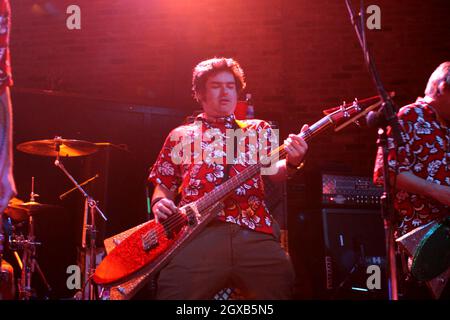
xmin=263 ymin=176 xmax=288 ymax=249
xmin=322 ymin=208 xmax=387 ymax=299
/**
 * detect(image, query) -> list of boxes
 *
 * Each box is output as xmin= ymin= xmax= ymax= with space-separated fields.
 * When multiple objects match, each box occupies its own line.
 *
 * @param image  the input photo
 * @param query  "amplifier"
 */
xmin=322 ymin=173 xmax=382 ymax=207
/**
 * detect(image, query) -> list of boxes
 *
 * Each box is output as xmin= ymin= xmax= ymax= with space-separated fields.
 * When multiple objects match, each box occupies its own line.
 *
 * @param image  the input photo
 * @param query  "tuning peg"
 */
xmin=354 ymin=120 xmax=361 ymax=127
xmin=352 ymin=98 xmax=361 ymax=112
xmin=340 ymin=101 xmax=350 ymax=118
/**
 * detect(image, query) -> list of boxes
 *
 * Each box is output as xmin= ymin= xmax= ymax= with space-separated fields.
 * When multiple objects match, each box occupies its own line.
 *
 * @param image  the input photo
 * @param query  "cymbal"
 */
xmin=95 ymin=142 xmax=129 ymax=152
xmin=18 ymin=201 xmax=63 ymax=212
xmin=4 ymin=198 xmax=62 ymax=221
xmin=17 ymin=138 xmax=98 ymax=157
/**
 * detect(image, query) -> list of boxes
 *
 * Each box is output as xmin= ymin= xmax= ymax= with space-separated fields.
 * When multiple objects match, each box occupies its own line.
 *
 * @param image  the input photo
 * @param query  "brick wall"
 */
xmin=10 ymin=0 xmax=450 ymax=174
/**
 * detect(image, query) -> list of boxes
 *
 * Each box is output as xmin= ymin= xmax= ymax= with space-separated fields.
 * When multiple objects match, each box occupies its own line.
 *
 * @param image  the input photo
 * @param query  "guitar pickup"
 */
xmin=142 ymin=229 xmax=158 ymax=251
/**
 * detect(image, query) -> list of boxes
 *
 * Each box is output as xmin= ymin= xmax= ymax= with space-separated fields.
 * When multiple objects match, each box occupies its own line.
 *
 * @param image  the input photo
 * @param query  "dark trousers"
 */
xmin=156 ymin=220 xmax=295 ymax=300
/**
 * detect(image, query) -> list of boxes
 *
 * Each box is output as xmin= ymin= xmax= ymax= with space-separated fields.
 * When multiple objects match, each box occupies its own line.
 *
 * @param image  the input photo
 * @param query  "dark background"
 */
xmin=6 ymin=0 xmax=450 ymax=299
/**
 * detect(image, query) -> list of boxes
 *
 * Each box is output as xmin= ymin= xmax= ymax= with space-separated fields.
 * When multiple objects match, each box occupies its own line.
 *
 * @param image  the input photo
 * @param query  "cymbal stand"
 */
xmin=18 ymin=177 xmax=52 ymax=300
xmin=53 ymin=143 xmax=107 ymax=300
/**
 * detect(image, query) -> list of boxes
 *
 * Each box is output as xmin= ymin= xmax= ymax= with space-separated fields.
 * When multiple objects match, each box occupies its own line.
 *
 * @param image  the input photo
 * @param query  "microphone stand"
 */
xmin=344 ymin=0 xmax=405 ymax=300
xmin=334 ymin=240 xmax=367 ymax=299
xmin=53 ymin=139 xmax=107 ymax=300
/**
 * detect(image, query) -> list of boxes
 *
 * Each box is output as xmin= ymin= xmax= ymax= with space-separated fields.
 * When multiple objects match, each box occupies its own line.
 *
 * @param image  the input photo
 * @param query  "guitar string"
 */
xmin=142 ymin=144 xmax=286 ymax=242
xmin=143 ymin=145 xmax=291 ymax=244
xmin=142 ymin=159 xmax=268 ymax=244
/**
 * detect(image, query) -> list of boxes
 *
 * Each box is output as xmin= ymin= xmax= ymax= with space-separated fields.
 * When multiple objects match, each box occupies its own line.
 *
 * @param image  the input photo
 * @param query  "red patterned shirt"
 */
xmin=149 ymin=113 xmax=278 ymax=235
xmin=373 ymin=98 xmax=449 ymax=237
xmin=0 ymin=0 xmax=12 ymax=94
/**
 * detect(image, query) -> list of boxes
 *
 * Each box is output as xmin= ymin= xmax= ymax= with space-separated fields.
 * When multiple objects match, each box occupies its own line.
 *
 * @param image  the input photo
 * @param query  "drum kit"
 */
xmin=0 ymin=136 xmax=109 ymax=300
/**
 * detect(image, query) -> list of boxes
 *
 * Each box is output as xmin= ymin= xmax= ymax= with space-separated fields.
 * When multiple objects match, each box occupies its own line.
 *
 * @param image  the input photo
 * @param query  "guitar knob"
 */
xmin=340 ymin=103 xmax=350 ymax=118
xmin=352 ymin=98 xmax=361 ymax=112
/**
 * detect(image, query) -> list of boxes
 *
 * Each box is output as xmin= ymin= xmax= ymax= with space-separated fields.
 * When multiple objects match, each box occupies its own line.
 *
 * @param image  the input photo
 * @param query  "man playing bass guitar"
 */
xmin=148 ymin=57 xmax=308 ymax=299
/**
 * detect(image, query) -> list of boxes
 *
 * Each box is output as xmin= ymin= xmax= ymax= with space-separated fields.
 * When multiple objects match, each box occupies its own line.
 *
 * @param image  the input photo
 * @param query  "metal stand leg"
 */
xmin=33 ymin=258 xmax=52 ymax=297
xmin=76 ymin=200 xmax=100 ymax=300
xmin=52 ymin=138 xmax=108 ymax=300
xmin=18 ymin=214 xmax=52 ymax=299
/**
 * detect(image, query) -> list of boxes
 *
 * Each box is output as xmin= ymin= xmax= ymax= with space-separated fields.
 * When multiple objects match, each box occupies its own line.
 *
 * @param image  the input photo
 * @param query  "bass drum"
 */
xmin=411 ymin=217 xmax=450 ymax=281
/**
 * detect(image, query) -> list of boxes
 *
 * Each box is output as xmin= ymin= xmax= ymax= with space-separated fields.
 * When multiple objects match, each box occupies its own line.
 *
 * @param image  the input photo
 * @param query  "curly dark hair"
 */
xmin=192 ymin=57 xmax=246 ymax=102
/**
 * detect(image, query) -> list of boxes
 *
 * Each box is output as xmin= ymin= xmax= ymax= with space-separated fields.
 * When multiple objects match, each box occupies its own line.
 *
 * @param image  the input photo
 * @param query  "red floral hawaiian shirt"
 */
xmin=373 ymin=98 xmax=449 ymax=237
xmin=149 ymin=113 xmax=279 ymax=235
xmin=0 ymin=0 xmax=12 ymax=94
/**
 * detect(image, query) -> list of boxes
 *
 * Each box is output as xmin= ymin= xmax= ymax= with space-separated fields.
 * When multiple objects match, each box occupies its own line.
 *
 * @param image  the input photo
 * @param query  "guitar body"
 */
xmin=102 ymin=222 xmax=156 ymax=300
xmin=94 ymin=202 xmax=223 ymax=286
xmin=93 ymin=209 xmax=189 ymax=286
xmin=93 ymin=220 xmax=179 ymax=285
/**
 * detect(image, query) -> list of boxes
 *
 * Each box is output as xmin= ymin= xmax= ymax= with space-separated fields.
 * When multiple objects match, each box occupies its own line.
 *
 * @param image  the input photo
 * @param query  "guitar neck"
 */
xmin=196 ymin=114 xmax=335 ymax=213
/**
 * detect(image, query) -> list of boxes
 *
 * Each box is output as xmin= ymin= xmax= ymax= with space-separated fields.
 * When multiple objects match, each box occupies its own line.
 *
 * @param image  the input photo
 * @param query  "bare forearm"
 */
xmin=397 ymin=171 xmax=438 ymax=198
xmin=151 ymin=184 xmax=178 ymax=222
xmin=396 ymin=171 xmax=450 ymax=206
xmin=267 ymin=159 xmax=301 ymax=183
xmin=266 ymin=159 xmax=286 ymax=183
xmin=152 ymin=184 xmax=176 ymax=202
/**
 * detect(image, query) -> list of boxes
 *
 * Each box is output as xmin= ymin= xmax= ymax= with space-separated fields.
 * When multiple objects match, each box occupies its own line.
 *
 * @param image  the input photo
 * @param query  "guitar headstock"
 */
xmin=327 ymin=99 xmax=362 ymax=127
xmin=323 ymin=92 xmax=394 ymax=132
xmin=298 ymin=94 xmax=388 ymax=142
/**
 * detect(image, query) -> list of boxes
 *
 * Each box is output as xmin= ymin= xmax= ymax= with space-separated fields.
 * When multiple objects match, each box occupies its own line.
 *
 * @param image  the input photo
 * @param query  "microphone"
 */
xmin=366 ymin=109 xmax=386 ymax=128
xmin=366 ymin=101 xmax=406 ymax=147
